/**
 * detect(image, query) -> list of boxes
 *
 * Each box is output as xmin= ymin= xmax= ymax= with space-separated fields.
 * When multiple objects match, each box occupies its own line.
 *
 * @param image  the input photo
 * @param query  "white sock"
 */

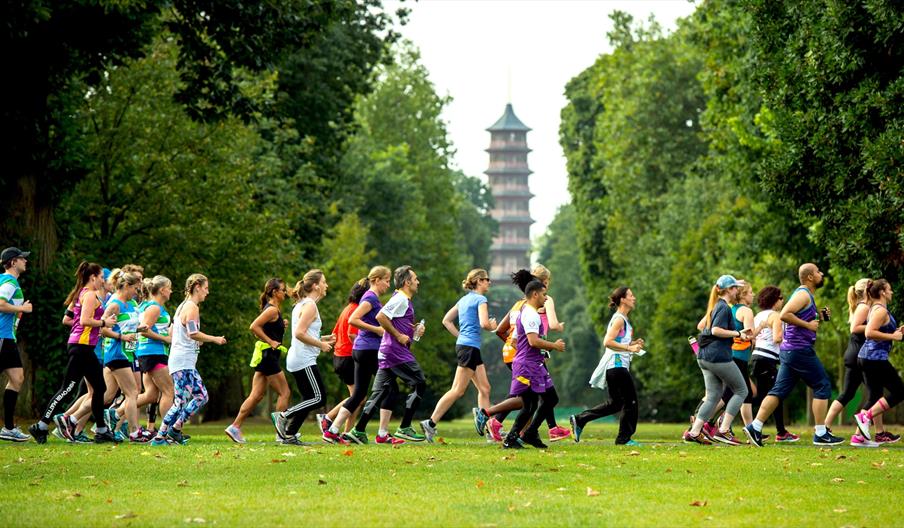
xmin=38 ymin=421 xmax=49 ymax=431
xmin=752 ymin=419 xmax=764 ymax=432
xmin=814 ymin=425 xmax=827 ymax=436
xmin=328 ymin=424 xmax=340 ymax=435
xmin=68 ymin=415 xmax=78 ymax=425
xmin=96 ymin=426 xmax=108 ymax=434
xmin=378 ymin=428 xmax=388 ymax=437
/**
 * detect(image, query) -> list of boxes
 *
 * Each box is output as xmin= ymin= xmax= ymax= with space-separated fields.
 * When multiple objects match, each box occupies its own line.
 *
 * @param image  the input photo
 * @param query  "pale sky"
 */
xmin=387 ymin=0 xmax=698 ymax=239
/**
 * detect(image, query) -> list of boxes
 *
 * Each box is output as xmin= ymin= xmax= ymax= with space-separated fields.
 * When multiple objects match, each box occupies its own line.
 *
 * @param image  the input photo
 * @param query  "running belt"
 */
xmin=752 ymin=346 xmax=780 ymax=360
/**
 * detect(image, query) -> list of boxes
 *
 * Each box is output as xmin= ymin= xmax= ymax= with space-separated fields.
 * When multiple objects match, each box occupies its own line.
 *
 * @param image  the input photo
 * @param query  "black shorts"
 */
xmin=105 ymin=359 xmax=133 ymax=371
xmin=254 ymin=348 xmax=282 ymax=376
xmin=333 ymin=355 xmax=355 ymax=386
xmin=456 ymin=345 xmax=483 ymax=370
xmin=138 ymin=354 xmax=169 ymax=373
xmin=0 ymin=338 xmax=22 ymax=370
xmin=132 ymin=358 xmax=141 ymax=372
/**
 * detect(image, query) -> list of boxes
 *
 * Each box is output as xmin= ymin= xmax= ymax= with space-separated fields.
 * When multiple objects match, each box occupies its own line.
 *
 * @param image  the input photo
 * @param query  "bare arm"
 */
xmin=850 ymin=303 xmax=869 ymax=334
xmin=182 ymin=303 xmax=225 ymax=345
xmin=250 ymin=305 xmax=281 ymax=348
xmin=0 ymin=298 xmax=31 ymax=314
xmin=62 ymin=302 xmax=75 ymax=326
xmin=139 ymin=304 xmax=171 ymax=345
xmin=780 ymin=290 xmax=818 ymax=332
xmin=349 ymin=300 xmax=383 ymax=336
xmin=739 ymin=306 xmax=755 ymax=341
xmin=526 ymin=332 xmax=566 ymax=352
xmin=81 ymin=292 xmax=116 ymax=329
xmin=295 ymin=302 xmax=331 ymax=352
xmin=544 ymin=296 xmax=564 ymax=332
xmin=770 ymin=312 xmax=784 ymax=344
xmin=495 ymin=315 xmax=511 ymax=342
xmin=865 ymin=307 xmax=903 ymax=342
xmin=603 ymin=317 xmax=641 ymax=353
xmin=478 ymin=302 xmax=497 ymax=331
xmin=442 ymin=305 xmax=459 ymax=338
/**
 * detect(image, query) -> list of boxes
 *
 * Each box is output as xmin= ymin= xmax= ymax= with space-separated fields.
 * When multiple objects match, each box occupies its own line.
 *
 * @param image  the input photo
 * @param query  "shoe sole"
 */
xmin=395 ymin=435 xmax=425 ymax=442
xmin=854 ymin=415 xmax=872 ymax=440
xmin=224 ymin=428 xmax=245 ymax=444
xmin=548 ymin=435 xmax=570 ymax=442
xmin=270 ymin=413 xmax=288 ymax=440
xmin=813 ymin=439 xmax=845 ymax=446
xmin=472 ymin=408 xmax=485 ymax=436
xmin=344 ymin=435 xmax=366 ymax=445
xmin=851 ymin=440 xmax=879 ymax=448
xmin=569 ymin=416 xmax=581 ymax=443
xmin=0 ymin=434 xmax=30 ymax=442
xmin=711 ymin=435 xmax=741 ymax=446
xmin=775 ymin=437 xmax=800 ymax=443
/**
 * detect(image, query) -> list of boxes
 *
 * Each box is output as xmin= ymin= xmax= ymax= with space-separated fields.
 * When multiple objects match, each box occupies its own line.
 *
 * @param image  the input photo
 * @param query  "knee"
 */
xmin=6 ymin=371 xmax=24 ymax=390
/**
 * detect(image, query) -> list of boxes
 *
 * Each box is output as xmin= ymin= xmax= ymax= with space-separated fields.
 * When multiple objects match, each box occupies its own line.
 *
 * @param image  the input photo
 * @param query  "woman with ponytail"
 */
xmin=133 ymin=276 xmax=175 ymax=435
xmin=29 ymin=262 xmax=118 ymax=443
xmin=151 ymin=274 xmax=226 ymax=445
xmin=419 ymin=269 xmax=497 ymax=442
xmin=225 ymin=278 xmax=291 ymax=444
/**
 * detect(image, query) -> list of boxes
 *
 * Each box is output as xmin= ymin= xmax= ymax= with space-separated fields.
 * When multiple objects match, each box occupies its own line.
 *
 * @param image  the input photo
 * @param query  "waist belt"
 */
xmin=753 ymin=347 xmax=780 ymax=359
xmin=250 ymin=340 xmax=287 ymax=367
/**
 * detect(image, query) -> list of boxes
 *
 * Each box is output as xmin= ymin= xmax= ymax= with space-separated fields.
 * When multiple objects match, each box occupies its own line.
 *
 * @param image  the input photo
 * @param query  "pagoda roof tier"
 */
xmin=485 ymin=145 xmax=532 ymax=154
xmin=491 ymin=215 xmax=535 ymax=224
xmin=491 ymin=242 xmax=532 ymax=251
xmin=487 ymin=103 xmax=531 ymax=132
xmin=485 ymin=167 xmax=533 ymax=176
xmin=491 ymin=188 xmax=534 ymax=198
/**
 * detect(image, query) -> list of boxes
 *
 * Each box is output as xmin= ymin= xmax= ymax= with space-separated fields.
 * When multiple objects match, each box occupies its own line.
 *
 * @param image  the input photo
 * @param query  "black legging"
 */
xmin=520 ymin=390 xmax=557 ymax=440
xmin=721 ymin=357 xmax=753 ymax=405
xmin=860 ymin=358 xmax=904 ymax=409
xmin=574 ymin=367 xmax=638 ymax=444
xmin=285 ymin=365 xmax=326 ymax=436
xmin=342 ymin=349 xmax=394 ymax=413
xmin=750 ymin=355 xmax=786 ymax=435
xmin=836 ymin=334 xmax=869 ymax=408
xmin=41 ymin=344 xmax=107 ymax=428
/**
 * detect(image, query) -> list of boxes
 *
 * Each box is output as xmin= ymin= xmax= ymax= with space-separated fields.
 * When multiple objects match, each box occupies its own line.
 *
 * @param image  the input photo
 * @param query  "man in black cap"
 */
xmin=0 ymin=247 xmax=33 ymax=441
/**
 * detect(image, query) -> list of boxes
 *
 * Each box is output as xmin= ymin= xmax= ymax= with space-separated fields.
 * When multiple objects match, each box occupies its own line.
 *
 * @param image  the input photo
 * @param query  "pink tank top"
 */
xmin=68 ymin=288 xmax=104 ymax=346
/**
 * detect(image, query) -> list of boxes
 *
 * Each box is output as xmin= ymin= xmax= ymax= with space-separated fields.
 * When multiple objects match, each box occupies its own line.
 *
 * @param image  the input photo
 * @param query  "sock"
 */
xmin=68 ymin=415 xmax=77 ymax=425
xmin=878 ymin=398 xmax=889 ymax=411
xmin=377 ymin=428 xmax=388 ymax=437
xmin=329 ymin=424 xmax=340 ymax=435
xmin=96 ymin=426 xmax=108 ymax=434
xmin=751 ymin=419 xmax=764 ymax=432
xmin=3 ymin=389 xmax=17 ymax=429
xmin=814 ymin=425 xmax=827 ymax=436
xmin=38 ymin=421 xmax=49 ymax=430
xmin=428 ymin=419 xmax=436 ymax=428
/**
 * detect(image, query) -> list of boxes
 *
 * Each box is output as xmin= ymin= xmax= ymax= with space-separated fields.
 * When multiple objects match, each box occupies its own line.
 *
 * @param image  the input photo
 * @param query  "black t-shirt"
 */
xmin=698 ymin=299 xmax=733 ymax=363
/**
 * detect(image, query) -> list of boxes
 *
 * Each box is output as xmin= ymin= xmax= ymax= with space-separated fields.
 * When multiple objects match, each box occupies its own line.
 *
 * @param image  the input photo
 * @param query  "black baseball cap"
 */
xmin=1 ymin=247 xmax=30 ymax=263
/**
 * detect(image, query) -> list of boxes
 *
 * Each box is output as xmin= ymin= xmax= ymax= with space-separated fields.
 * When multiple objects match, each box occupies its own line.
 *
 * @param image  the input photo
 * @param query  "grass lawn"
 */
xmin=1 ymin=419 xmax=902 ymax=527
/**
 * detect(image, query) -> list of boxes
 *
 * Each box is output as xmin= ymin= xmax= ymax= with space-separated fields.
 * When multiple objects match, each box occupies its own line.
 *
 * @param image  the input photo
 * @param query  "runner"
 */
xmin=29 ymin=262 xmax=118 ymax=443
xmin=419 ymin=269 xmax=497 ymax=442
xmin=501 ymin=279 xmax=565 ymax=449
xmin=324 ymin=266 xmax=396 ymax=445
xmin=348 ymin=265 xmax=427 ymax=444
xmin=0 ymin=248 xmax=32 ymax=442
xmin=853 ymin=279 xmax=903 ymax=445
xmin=316 ymin=279 xmax=368 ymax=438
xmin=151 ymin=274 xmax=226 ymax=445
xmin=717 ymin=281 xmax=755 ymax=428
xmin=750 ymin=286 xmax=799 ymax=442
xmin=270 ymin=270 xmax=338 ymax=445
xmin=225 ymin=278 xmax=291 ymax=443
xmin=570 ymin=286 xmax=643 ymax=445
xmin=743 ymin=263 xmax=843 ymax=446
xmin=683 ymin=275 xmax=749 ymax=446
xmin=531 ymin=264 xmax=571 ymax=441
xmin=133 ymin=275 xmax=175 ymax=435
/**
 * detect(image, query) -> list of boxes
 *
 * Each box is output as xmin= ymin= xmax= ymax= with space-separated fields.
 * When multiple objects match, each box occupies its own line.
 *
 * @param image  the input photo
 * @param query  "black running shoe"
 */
xmin=521 ymin=434 xmax=548 ymax=449
xmin=94 ymin=430 xmax=120 ymax=444
xmin=502 ymin=434 xmax=524 ymax=449
xmin=29 ymin=423 xmax=48 ymax=444
xmin=167 ymin=428 xmax=188 ymax=445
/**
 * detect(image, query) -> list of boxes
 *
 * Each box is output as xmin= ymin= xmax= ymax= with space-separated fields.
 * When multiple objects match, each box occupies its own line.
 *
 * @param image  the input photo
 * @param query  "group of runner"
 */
xmin=0 ymin=248 xmax=900 ymax=449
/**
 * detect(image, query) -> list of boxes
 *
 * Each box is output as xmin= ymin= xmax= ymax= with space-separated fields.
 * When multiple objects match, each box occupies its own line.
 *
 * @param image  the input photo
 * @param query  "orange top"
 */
xmin=502 ymin=299 xmax=526 ymax=363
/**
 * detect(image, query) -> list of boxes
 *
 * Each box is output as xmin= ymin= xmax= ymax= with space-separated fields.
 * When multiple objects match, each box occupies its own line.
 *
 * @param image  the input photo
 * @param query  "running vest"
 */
xmin=287 ymin=298 xmax=321 ymax=372
xmin=502 ymin=299 xmax=526 ymax=364
xmin=605 ymin=312 xmax=633 ymax=370
xmin=136 ymin=300 xmax=170 ymax=357
xmin=168 ymin=301 xmax=200 ymax=373
xmin=780 ymin=287 xmax=818 ymax=351
xmin=103 ymin=298 xmax=140 ymax=363
xmin=68 ymin=288 xmax=104 ymax=346
xmin=0 ymin=274 xmax=24 ymax=339
xmin=731 ymin=304 xmax=752 ymax=361
xmin=753 ymin=309 xmax=780 ymax=359
xmin=352 ymin=290 xmax=382 ymax=351
xmin=260 ymin=303 xmax=286 ymax=343
xmin=859 ymin=305 xmax=898 ymax=361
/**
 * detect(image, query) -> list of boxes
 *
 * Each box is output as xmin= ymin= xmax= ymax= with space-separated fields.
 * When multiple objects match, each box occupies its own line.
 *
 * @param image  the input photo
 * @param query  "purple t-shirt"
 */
xmin=781 ymin=287 xmax=817 ymax=351
xmin=377 ymin=291 xmax=416 ymax=369
xmin=509 ymin=304 xmax=550 ymax=395
xmin=353 ymin=289 xmax=383 ymax=351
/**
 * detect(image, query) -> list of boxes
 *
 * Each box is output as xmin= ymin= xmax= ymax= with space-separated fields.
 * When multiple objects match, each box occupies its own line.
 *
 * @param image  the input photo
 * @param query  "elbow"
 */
xmin=865 ymin=330 xmax=879 ymax=340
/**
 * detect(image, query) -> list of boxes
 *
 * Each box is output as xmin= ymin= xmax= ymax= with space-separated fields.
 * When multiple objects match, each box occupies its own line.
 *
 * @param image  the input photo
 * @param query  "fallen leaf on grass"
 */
xmin=776 ymin=505 xmax=785 ymax=510
xmin=106 ymin=499 xmax=113 ymax=504
xmin=834 ymin=508 xmax=847 ymax=513
xmin=184 ymin=517 xmax=206 ymax=524
xmin=115 ymin=512 xmax=137 ymax=519
xmin=586 ymin=487 xmax=600 ymax=497
xmin=835 ymin=454 xmax=847 ymax=460
xmin=318 ymin=479 xmax=327 ymax=485
xmin=436 ymin=437 xmax=447 ymax=445
xmin=832 ymin=477 xmax=845 ymax=483
xmin=82 ymin=475 xmax=95 ymax=479
xmin=871 ymin=461 xmax=885 ymax=469
xmin=342 ymin=450 xmax=354 ymax=457
xmin=857 ymin=480 xmax=866 ymax=485
xmin=271 ymin=459 xmax=287 ymax=463
xmin=626 ymin=450 xmax=640 ymax=456
xmin=476 ymin=480 xmax=485 ymax=489
xmin=665 ymin=468 xmax=672 ymax=473
xmin=690 ymin=501 xmax=707 ymax=507
xmin=810 ymin=463 xmax=822 ymax=467
xmin=212 ymin=450 xmax=221 ymax=458
xmin=280 ymin=452 xmax=297 ymax=457
xmin=556 ymin=487 xmax=567 ymax=491
xmin=507 ymin=505 xmax=516 ymax=512
xmin=177 ymin=480 xmax=189 ymax=487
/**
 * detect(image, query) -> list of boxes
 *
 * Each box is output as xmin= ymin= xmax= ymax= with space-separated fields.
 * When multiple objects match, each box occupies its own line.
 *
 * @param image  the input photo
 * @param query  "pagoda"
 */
xmin=485 ymin=103 xmax=534 ymax=282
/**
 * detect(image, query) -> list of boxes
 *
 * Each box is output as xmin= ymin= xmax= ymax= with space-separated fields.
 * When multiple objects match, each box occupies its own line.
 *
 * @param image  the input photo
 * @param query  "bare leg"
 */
xmin=232 ymin=372 xmax=267 ymax=429
xmin=430 ymin=367 xmax=474 ymax=423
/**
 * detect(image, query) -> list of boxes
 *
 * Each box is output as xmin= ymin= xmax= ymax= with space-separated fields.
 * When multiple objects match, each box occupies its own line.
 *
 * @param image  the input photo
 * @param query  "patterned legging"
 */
xmin=161 ymin=369 xmax=208 ymax=432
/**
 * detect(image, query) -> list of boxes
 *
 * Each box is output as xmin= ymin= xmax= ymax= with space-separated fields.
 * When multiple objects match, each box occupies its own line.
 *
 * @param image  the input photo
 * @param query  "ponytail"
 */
xmin=848 ymin=278 xmax=870 ymax=315
xmin=511 ymin=269 xmax=536 ymax=293
xmin=867 ymin=279 xmax=889 ymax=301
xmin=290 ymin=269 xmax=324 ymax=302
xmin=703 ymin=285 xmax=720 ymax=329
xmin=64 ymin=261 xmax=103 ymax=306
xmin=142 ymin=275 xmax=171 ymax=300
xmin=259 ymin=278 xmax=285 ymax=311
xmin=184 ymin=273 xmax=208 ymax=298
xmin=462 ymin=268 xmax=489 ymax=291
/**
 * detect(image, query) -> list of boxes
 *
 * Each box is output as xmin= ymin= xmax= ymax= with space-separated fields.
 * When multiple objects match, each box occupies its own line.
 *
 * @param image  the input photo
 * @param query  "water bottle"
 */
xmin=688 ymin=336 xmax=699 ymax=356
xmin=413 ymin=319 xmax=425 ymax=342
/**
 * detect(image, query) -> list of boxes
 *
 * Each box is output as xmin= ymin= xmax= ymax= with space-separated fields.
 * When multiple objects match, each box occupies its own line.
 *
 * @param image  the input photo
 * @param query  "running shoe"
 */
xmin=105 ymin=408 xmax=119 ymax=432
xmin=622 ymin=439 xmax=641 ymax=447
xmin=521 ymin=434 xmax=548 ymax=449
xmin=394 ymin=427 xmax=426 ymax=442
xmin=94 ymin=430 xmax=120 ymax=444
xmin=0 ymin=426 xmax=31 ymax=442
xmin=342 ymin=429 xmax=368 ymax=445
xmin=419 ymin=419 xmax=437 ymax=443
xmin=875 ymin=431 xmax=901 ymax=444
xmin=742 ymin=424 xmax=763 ymax=447
xmin=150 ymin=435 xmax=170 ymax=446
xmin=487 ymin=417 xmax=504 ymax=442
xmin=375 ymin=433 xmax=405 ymax=445
xmin=473 ymin=407 xmax=488 ymax=436
xmin=129 ymin=429 xmax=151 ymax=443
xmin=322 ymin=430 xmax=349 ymax=445
xmin=569 ymin=415 xmax=583 ymax=443
xmin=711 ymin=429 xmax=741 ymax=446
xmin=813 ymin=431 xmax=844 ymax=446
xmin=114 ymin=431 xmax=127 ymax=443
xmin=701 ymin=422 xmax=717 ymax=442
xmin=683 ymin=429 xmax=712 ymax=445
xmin=280 ymin=435 xmax=304 ymax=446
xmin=224 ymin=424 xmax=246 ymax=444
xmin=117 ymin=419 xmax=129 ymax=440
xmin=502 ymin=435 xmax=524 ymax=449
xmin=850 ymin=434 xmax=879 ymax=448
xmin=775 ymin=431 xmax=800 ymax=443
xmin=271 ymin=411 xmax=288 ymax=441
xmin=53 ymin=414 xmax=74 ymax=441
xmin=854 ymin=410 xmax=872 ymax=440
xmin=72 ymin=431 xmax=93 ymax=444
xmin=51 ymin=427 xmax=66 ymax=440
xmin=28 ymin=423 xmax=48 ymax=444
xmin=316 ymin=413 xmax=331 ymax=435
xmin=548 ymin=426 xmax=571 ymax=442
xmin=166 ymin=428 xmax=188 ymax=445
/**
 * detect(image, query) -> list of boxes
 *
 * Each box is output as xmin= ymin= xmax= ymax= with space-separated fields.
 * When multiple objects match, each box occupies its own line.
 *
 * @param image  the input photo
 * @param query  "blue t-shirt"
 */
xmin=456 ymin=291 xmax=488 ymax=349
xmin=0 ymin=274 xmax=23 ymax=340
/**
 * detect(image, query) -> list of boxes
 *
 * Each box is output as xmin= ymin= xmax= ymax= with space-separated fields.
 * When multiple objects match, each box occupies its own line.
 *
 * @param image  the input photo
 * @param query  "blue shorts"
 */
xmin=768 ymin=347 xmax=832 ymax=400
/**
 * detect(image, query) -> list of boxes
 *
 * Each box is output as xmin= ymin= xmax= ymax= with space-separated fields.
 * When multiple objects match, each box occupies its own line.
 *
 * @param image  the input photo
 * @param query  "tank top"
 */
xmin=731 ymin=304 xmax=752 ymax=360
xmin=260 ymin=303 xmax=286 ymax=344
xmin=352 ymin=290 xmax=382 ymax=351
xmin=68 ymin=288 xmax=104 ymax=346
xmin=753 ymin=310 xmax=780 ymax=359
xmin=502 ymin=299 xmax=527 ymax=364
xmin=843 ymin=302 xmax=868 ymax=365
xmin=103 ymin=298 xmax=140 ymax=362
xmin=604 ymin=312 xmax=633 ymax=370
xmin=287 ymin=298 xmax=321 ymax=372
xmin=136 ymin=300 xmax=171 ymax=357
xmin=168 ymin=300 xmax=201 ymax=373
xmin=781 ymin=286 xmax=818 ymax=351
xmin=859 ymin=305 xmax=898 ymax=361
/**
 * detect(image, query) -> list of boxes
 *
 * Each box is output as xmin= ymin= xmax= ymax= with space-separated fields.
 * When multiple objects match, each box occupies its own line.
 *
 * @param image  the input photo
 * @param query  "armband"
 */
xmin=65 ymin=309 xmax=75 ymax=319
xmin=186 ymin=319 xmax=200 ymax=334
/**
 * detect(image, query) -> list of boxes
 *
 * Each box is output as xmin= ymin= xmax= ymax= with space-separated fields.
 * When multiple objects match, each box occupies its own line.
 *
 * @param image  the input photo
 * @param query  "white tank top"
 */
xmin=168 ymin=300 xmax=201 ymax=373
xmin=753 ymin=309 xmax=780 ymax=358
xmin=287 ymin=298 xmax=322 ymax=372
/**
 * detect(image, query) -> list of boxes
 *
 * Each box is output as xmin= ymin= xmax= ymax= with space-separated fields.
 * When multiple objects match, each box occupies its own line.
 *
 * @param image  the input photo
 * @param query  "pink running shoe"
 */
xmin=375 ymin=433 xmax=405 ymax=445
xmin=487 ymin=418 xmax=504 ymax=442
xmin=850 ymin=434 xmax=879 ymax=448
xmin=701 ymin=422 xmax=717 ymax=442
xmin=774 ymin=431 xmax=800 ymax=443
xmin=322 ymin=430 xmax=349 ymax=445
xmin=875 ymin=431 xmax=901 ymax=444
xmin=548 ymin=426 xmax=571 ymax=442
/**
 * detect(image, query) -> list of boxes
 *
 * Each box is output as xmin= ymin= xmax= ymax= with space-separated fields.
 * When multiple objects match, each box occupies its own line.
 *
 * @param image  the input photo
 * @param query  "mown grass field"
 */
xmin=1 ymin=419 xmax=902 ymax=527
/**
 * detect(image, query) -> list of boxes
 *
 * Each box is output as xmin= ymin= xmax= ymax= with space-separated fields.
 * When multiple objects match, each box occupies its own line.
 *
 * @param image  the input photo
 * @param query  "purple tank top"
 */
xmin=377 ymin=292 xmax=416 ymax=369
xmin=353 ymin=289 xmax=383 ymax=351
xmin=859 ymin=306 xmax=897 ymax=361
xmin=68 ymin=288 xmax=104 ymax=346
xmin=780 ymin=287 xmax=817 ymax=351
